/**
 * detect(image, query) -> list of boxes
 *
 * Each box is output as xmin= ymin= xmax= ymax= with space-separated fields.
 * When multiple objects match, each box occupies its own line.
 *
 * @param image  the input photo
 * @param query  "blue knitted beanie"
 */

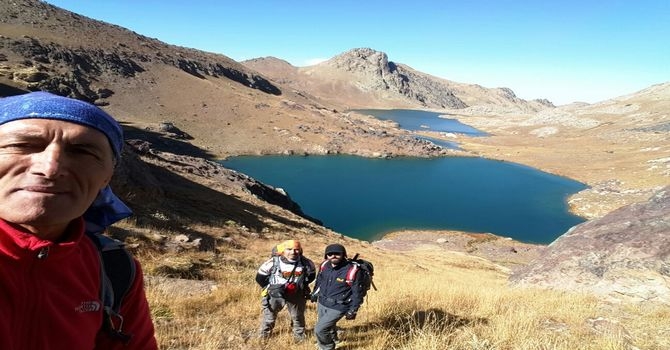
xmin=0 ymin=91 xmax=123 ymax=160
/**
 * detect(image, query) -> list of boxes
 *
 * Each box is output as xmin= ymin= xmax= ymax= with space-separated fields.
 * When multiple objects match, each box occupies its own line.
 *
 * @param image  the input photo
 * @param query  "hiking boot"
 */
xmin=294 ymin=335 xmax=305 ymax=344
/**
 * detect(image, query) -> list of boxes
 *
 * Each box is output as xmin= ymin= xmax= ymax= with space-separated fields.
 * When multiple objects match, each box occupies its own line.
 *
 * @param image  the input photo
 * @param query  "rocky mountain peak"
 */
xmin=323 ymin=47 xmax=391 ymax=75
xmin=305 ymin=47 xmax=466 ymax=109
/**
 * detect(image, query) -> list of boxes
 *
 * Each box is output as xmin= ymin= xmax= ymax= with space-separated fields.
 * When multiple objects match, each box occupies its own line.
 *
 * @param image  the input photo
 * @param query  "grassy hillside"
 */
xmin=132 ymin=225 xmax=669 ymax=350
xmin=107 ymin=132 xmax=669 ymax=350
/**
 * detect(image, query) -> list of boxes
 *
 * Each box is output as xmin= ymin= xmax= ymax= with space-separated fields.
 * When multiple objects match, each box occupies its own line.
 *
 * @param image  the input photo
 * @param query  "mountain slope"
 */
xmin=0 ymin=0 xmax=280 ymax=99
xmin=511 ymin=185 xmax=670 ymax=303
xmin=452 ymin=81 xmax=670 ymax=218
xmin=243 ymin=47 xmax=554 ymax=112
xmin=0 ymin=0 xmax=456 ymax=160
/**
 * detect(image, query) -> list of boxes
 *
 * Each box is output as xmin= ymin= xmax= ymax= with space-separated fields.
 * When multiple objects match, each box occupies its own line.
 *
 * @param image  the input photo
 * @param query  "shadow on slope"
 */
xmin=139 ymin=162 xmax=310 ymax=229
xmin=110 ymin=126 xmax=316 ymax=250
xmin=340 ymin=308 xmax=488 ymax=348
xmin=121 ymin=123 xmax=216 ymax=159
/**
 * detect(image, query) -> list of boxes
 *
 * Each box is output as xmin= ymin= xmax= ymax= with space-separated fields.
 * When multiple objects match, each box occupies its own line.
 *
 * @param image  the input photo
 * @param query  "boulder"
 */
xmin=510 ymin=186 xmax=670 ymax=303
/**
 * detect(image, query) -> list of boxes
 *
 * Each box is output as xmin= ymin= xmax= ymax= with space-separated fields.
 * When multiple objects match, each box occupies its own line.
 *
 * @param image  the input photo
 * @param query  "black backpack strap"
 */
xmin=87 ymin=232 xmax=136 ymax=343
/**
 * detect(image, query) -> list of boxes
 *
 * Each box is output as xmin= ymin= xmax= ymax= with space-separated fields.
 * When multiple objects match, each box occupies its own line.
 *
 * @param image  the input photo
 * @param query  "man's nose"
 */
xmin=31 ymin=144 xmax=67 ymax=178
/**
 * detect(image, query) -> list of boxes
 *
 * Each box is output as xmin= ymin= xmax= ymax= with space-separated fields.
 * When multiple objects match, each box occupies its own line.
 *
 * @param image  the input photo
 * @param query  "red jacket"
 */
xmin=0 ymin=218 xmax=157 ymax=350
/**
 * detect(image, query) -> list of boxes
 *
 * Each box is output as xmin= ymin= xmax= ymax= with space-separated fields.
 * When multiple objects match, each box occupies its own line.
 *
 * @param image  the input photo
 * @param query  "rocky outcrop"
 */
xmin=510 ymin=186 xmax=670 ymax=303
xmin=117 ymin=133 xmax=321 ymax=226
xmin=162 ymin=54 xmax=280 ymax=95
xmin=1 ymin=36 xmax=145 ymax=102
xmin=0 ymin=0 xmax=281 ymax=100
xmin=322 ymin=48 xmax=467 ymax=109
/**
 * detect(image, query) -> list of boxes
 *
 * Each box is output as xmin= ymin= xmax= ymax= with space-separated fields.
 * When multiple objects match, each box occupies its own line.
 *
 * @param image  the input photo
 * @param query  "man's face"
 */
xmin=283 ymin=247 xmax=301 ymax=261
xmin=0 ymin=119 xmax=115 ymax=236
xmin=327 ymin=252 xmax=343 ymax=265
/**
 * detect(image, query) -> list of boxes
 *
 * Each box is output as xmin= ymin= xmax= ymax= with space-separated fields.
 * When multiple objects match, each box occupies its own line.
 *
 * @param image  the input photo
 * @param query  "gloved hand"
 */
xmin=303 ymin=286 xmax=312 ymax=300
xmin=309 ymin=293 xmax=318 ymax=303
xmin=344 ymin=311 xmax=357 ymax=320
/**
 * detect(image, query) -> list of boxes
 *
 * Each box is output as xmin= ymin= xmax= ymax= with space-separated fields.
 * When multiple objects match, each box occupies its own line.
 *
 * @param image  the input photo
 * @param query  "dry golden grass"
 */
xmin=133 ymin=233 xmax=670 ymax=350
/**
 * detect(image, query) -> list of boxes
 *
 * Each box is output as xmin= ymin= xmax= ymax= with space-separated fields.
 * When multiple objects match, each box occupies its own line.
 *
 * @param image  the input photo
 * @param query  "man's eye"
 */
xmin=70 ymin=147 xmax=102 ymax=158
xmin=3 ymin=143 xmax=41 ymax=151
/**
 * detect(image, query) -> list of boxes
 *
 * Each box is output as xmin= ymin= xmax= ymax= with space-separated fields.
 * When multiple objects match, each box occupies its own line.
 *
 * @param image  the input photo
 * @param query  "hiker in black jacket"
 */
xmin=312 ymin=244 xmax=365 ymax=350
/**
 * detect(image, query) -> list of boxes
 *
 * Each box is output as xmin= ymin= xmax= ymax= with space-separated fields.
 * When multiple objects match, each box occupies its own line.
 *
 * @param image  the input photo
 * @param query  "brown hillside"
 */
xmin=450 ymin=82 xmax=670 ymax=218
xmin=0 ymin=0 xmax=459 ymax=161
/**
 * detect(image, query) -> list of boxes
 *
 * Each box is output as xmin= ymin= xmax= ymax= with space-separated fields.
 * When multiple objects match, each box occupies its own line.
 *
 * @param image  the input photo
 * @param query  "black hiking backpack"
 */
xmin=87 ymin=232 xmax=136 ymax=343
xmin=319 ymin=253 xmax=376 ymax=297
xmin=348 ymin=253 xmax=376 ymax=297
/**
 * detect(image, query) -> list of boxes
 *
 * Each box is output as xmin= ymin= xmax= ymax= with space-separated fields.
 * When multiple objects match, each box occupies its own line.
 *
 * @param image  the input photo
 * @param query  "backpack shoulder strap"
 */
xmin=87 ymin=232 xmax=136 ymax=343
xmin=345 ymin=261 xmax=360 ymax=286
xmin=319 ymin=259 xmax=329 ymax=272
xmin=269 ymin=255 xmax=282 ymax=284
xmin=271 ymin=255 xmax=281 ymax=274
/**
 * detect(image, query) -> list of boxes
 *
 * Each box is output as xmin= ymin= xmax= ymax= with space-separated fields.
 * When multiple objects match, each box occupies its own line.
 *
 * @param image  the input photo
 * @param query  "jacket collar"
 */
xmin=0 ymin=217 xmax=85 ymax=259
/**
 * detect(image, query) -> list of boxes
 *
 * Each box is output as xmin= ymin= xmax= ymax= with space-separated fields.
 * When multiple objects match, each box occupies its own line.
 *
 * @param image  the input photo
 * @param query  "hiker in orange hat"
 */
xmin=255 ymin=239 xmax=316 ymax=343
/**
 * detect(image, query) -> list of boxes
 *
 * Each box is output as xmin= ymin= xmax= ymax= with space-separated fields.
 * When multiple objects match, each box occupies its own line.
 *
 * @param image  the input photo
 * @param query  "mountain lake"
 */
xmin=222 ymin=110 xmax=587 ymax=244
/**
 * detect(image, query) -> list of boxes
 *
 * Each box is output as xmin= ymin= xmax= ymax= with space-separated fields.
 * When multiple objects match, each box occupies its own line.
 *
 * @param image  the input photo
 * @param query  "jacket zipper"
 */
xmin=37 ymin=247 xmax=49 ymax=259
xmin=28 ymin=246 xmax=50 ymax=349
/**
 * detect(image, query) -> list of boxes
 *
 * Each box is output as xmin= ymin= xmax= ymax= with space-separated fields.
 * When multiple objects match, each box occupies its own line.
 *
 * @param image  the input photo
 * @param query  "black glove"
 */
xmin=344 ymin=311 xmax=357 ymax=320
xmin=309 ymin=293 xmax=318 ymax=303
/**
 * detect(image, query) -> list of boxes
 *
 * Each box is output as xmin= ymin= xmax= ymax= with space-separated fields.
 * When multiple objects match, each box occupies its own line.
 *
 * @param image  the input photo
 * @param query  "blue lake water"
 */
xmin=222 ymin=155 xmax=587 ymax=244
xmin=354 ymin=109 xmax=487 ymax=136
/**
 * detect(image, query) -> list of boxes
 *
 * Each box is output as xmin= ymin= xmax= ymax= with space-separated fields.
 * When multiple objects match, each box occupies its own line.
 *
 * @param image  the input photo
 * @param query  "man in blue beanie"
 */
xmin=0 ymin=91 xmax=157 ymax=349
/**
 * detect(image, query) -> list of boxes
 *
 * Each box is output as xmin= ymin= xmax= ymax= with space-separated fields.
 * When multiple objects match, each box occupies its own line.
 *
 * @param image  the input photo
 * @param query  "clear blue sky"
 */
xmin=44 ymin=0 xmax=669 ymax=105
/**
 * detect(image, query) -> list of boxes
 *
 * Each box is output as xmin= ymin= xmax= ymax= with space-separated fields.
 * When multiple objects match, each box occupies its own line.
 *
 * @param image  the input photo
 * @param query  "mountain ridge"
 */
xmin=0 ymin=0 xmax=281 ymax=100
xmin=243 ymin=47 xmax=555 ymax=112
xmin=2 ymin=0 xmax=472 ymax=160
